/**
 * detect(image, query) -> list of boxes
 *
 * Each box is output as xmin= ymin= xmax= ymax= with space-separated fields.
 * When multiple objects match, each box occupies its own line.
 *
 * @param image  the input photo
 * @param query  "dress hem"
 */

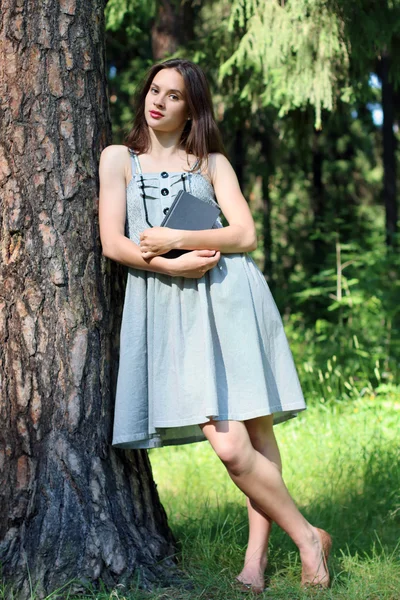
xmin=150 ymin=403 xmax=306 ymax=428
xmin=112 ymin=405 xmax=306 ymax=449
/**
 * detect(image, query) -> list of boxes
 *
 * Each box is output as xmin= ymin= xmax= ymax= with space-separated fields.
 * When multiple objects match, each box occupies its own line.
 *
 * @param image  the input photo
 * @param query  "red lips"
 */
xmin=149 ymin=110 xmax=164 ymax=118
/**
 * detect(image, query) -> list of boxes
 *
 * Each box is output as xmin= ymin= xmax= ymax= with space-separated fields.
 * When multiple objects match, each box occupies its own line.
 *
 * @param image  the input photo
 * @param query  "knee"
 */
xmin=213 ymin=440 xmax=252 ymax=476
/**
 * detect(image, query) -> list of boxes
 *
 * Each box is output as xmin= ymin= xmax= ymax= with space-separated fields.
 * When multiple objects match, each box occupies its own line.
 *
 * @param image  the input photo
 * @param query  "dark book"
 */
xmin=160 ymin=190 xmax=220 ymax=258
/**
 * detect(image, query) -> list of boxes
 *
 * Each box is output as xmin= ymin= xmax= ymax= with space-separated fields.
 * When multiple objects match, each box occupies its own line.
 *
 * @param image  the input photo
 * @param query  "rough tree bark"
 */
xmin=0 ymin=1 xmax=175 ymax=598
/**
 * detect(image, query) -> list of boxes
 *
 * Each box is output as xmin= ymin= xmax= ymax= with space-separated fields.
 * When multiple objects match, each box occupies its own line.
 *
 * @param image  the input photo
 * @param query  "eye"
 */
xmin=169 ymin=94 xmax=179 ymax=101
xmin=150 ymin=87 xmax=158 ymax=93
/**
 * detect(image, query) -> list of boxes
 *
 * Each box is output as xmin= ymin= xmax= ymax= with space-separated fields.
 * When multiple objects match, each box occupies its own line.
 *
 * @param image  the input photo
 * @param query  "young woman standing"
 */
xmin=99 ymin=58 xmax=331 ymax=594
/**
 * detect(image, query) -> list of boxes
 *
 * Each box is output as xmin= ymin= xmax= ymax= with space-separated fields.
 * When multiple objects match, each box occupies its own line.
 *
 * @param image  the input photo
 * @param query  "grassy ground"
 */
xmin=2 ymin=395 xmax=399 ymax=599
xmin=141 ymin=394 xmax=400 ymax=599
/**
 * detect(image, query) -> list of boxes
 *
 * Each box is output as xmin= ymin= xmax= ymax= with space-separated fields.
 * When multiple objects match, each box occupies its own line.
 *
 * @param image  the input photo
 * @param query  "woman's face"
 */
xmin=144 ymin=68 xmax=190 ymax=133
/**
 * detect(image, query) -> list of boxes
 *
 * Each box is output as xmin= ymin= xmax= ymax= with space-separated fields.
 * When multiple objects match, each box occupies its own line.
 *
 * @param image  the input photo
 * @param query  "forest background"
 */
xmin=1 ymin=0 xmax=399 ymax=599
xmin=102 ymin=0 xmax=400 ymax=598
xmin=105 ymin=0 xmax=399 ymax=407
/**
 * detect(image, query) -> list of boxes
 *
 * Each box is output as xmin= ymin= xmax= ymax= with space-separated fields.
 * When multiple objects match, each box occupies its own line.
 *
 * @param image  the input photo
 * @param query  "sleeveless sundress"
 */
xmin=112 ymin=150 xmax=306 ymax=449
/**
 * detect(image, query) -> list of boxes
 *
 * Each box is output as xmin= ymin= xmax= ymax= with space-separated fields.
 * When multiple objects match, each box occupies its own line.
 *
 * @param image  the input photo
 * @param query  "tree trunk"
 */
xmin=151 ymin=0 xmax=198 ymax=60
xmin=251 ymin=112 xmax=274 ymax=285
xmin=257 ymin=133 xmax=273 ymax=283
xmin=311 ymin=128 xmax=326 ymax=270
xmin=233 ymin=127 xmax=244 ymax=191
xmin=0 ymin=2 xmax=175 ymax=598
xmin=381 ymin=52 xmax=398 ymax=246
xmin=261 ymin=173 xmax=273 ymax=283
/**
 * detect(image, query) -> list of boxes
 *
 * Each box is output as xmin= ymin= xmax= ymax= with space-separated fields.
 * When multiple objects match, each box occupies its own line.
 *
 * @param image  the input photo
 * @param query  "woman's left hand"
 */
xmin=139 ymin=227 xmax=182 ymax=259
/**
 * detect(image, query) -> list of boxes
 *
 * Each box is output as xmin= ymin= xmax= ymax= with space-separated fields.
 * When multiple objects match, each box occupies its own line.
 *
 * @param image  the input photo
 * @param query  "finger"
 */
xmin=196 ymin=249 xmax=216 ymax=257
xmin=205 ymin=252 xmax=220 ymax=263
xmin=142 ymin=251 xmax=157 ymax=259
xmin=206 ymin=254 xmax=220 ymax=269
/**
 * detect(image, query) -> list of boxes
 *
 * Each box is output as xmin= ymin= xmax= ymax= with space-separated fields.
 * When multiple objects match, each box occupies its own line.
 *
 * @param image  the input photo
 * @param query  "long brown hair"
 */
xmin=124 ymin=59 xmax=226 ymax=172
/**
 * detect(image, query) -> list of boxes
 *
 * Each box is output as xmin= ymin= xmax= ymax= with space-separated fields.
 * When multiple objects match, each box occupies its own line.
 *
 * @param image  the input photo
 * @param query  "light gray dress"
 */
xmin=112 ymin=150 xmax=306 ymax=449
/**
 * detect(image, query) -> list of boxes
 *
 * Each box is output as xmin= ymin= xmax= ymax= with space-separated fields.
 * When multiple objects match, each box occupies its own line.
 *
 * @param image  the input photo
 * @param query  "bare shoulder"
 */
xmin=99 ymin=145 xmax=131 ymax=183
xmin=100 ymin=144 xmax=130 ymax=164
xmin=210 ymin=153 xmax=231 ymax=168
xmin=207 ymin=153 xmax=235 ymax=186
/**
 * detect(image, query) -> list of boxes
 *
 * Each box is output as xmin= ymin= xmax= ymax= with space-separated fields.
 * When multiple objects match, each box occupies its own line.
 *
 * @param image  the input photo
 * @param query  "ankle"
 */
xmin=297 ymin=525 xmax=319 ymax=553
xmin=243 ymin=553 xmax=268 ymax=573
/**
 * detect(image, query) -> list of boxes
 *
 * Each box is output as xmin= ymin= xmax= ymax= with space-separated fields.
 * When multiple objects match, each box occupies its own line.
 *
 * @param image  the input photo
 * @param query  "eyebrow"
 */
xmin=151 ymin=83 xmax=183 ymax=96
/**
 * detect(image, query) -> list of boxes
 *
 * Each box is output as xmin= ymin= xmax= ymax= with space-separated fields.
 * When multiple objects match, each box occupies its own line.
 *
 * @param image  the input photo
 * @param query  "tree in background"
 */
xmin=333 ymin=0 xmax=400 ymax=246
xmin=222 ymin=0 xmax=399 ymax=247
xmin=103 ymin=0 xmax=399 ymax=384
xmin=0 ymin=1 xmax=175 ymax=598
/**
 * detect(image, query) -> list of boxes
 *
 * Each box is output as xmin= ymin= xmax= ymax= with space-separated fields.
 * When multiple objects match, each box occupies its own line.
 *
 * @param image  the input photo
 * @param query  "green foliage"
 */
xmin=220 ymin=0 xmax=350 ymax=127
xmin=332 ymin=0 xmax=400 ymax=87
xmin=103 ymin=0 xmax=399 ymax=410
xmin=105 ymin=0 xmax=155 ymax=34
xmin=219 ymin=0 xmax=400 ymax=124
xmin=284 ymin=239 xmax=400 ymax=401
xmin=104 ymin=0 xmax=155 ymax=140
xmin=249 ymin=96 xmax=385 ymax=290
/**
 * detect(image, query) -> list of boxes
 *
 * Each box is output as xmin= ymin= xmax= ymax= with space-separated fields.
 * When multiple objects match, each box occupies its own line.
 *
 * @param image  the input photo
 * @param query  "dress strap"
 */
xmin=191 ymin=157 xmax=201 ymax=173
xmin=129 ymin=150 xmax=137 ymax=178
xmin=129 ymin=149 xmax=142 ymax=175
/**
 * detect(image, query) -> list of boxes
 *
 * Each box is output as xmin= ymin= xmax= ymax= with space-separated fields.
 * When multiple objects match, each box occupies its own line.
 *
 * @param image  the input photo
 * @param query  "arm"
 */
xmin=98 ymin=145 xmax=220 ymax=278
xmin=139 ymin=153 xmax=257 ymax=258
xmin=99 ymin=145 xmax=174 ymax=274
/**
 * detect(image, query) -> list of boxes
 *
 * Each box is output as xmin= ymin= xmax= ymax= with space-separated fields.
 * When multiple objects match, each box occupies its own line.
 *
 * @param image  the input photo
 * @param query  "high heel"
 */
xmin=301 ymin=527 xmax=332 ymax=588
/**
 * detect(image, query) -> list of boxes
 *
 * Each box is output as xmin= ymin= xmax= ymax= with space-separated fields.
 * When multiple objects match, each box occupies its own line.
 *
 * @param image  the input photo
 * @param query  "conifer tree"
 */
xmin=220 ymin=0 xmax=399 ymax=244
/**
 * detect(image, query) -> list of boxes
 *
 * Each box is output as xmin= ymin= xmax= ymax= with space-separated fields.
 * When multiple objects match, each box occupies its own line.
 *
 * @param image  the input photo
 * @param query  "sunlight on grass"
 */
xmin=146 ymin=398 xmax=400 ymax=599
xmin=1 ymin=399 xmax=398 ymax=599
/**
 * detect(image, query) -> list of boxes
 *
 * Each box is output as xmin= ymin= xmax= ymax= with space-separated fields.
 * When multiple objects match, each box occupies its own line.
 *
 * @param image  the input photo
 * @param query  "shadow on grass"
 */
xmin=165 ymin=442 xmax=400 ymax=597
xmin=1 ymin=437 xmax=398 ymax=599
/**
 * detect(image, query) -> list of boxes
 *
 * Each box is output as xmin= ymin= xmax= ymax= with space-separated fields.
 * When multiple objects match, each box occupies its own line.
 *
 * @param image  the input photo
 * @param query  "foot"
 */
xmin=235 ymin=554 xmax=267 ymax=593
xmin=300 ymin=527 xmax=331 ymax=588
xmin=233 ymin=578 xmax=265 ymax=594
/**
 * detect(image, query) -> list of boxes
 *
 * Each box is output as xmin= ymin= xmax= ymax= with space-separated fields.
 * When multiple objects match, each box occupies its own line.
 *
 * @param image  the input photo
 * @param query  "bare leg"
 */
xmin=200 ymin=419 xmax=329 ymax=587
xmin=236 ymin=415 xmax=281 ymax=588
xmin=236 ymin=498 xmax=271 ymax=588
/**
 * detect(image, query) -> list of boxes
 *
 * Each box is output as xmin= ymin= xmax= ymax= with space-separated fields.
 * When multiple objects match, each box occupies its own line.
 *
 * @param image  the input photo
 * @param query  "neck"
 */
xmin=147 ymin=126 xmax=186 ymax=159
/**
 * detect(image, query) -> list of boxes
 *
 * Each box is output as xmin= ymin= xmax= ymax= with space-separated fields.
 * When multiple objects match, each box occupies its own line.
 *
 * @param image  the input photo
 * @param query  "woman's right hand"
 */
xmin=167 ymin=250 xmax=221 ymax=278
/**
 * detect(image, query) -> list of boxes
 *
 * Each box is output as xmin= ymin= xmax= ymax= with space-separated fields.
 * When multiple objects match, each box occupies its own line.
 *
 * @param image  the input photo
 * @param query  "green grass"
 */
xmin=144 ymin=395 xmax=400 ymax=599
xmin=2 ymin=397 xmax=399 ymax=599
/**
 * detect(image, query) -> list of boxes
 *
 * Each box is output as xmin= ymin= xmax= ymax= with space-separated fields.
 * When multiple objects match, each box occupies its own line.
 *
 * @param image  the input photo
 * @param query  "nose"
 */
xmin=153 ymin=95 xmax=165 ymax=109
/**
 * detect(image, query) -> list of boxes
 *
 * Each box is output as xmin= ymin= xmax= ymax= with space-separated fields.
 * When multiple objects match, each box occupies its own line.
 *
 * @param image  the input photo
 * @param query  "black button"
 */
xmin=161 ymin=188 xmax=169 ymax=196
xmin=161 ymin=171 xmax=169 ymax=178
xmin=163 ymin=207 xmax=169 ymax=215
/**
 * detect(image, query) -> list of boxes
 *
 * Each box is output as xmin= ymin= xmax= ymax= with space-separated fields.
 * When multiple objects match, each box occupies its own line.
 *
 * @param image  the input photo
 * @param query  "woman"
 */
xmin=99 ymin=58 xmax=331 ymax=594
